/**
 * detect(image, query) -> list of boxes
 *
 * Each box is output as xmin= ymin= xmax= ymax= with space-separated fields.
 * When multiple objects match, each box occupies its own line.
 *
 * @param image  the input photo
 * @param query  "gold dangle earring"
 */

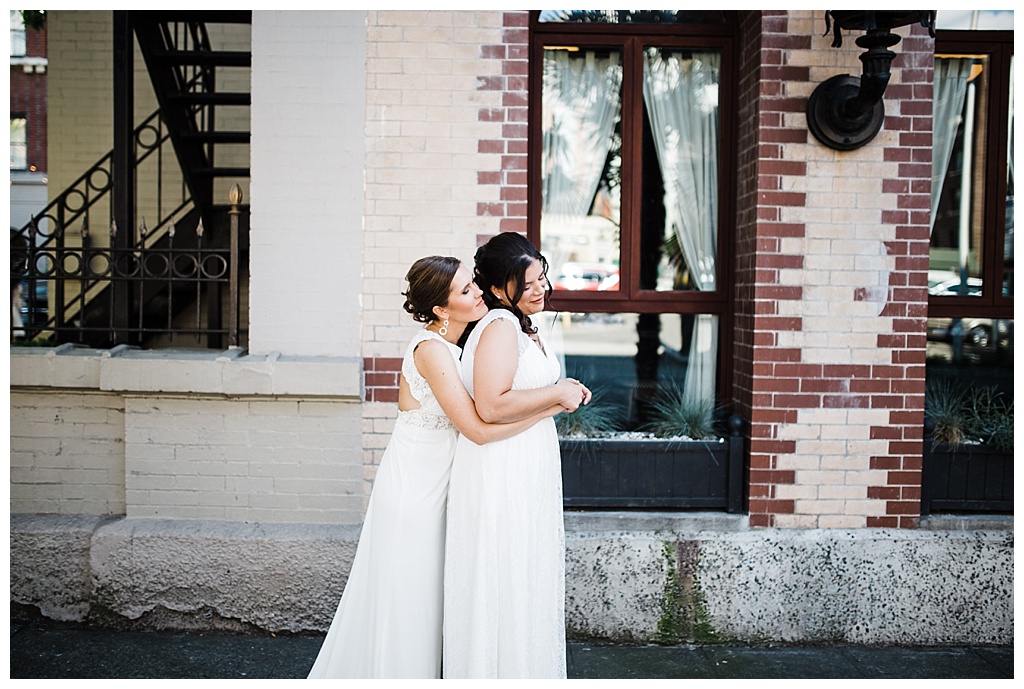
xmin=439 ymin=318 xmax=449 ymax=337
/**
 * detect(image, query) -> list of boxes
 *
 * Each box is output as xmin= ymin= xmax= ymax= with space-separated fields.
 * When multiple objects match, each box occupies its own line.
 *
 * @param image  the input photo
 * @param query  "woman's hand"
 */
xmin=581 ymin=383 xmax=592 ymax=406
xmin=554 ymin=378 xmax=588 ymax=412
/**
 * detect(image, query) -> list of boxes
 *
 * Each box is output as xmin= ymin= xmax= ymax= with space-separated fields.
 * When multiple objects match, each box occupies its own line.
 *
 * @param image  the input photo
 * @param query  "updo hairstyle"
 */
xmin=473 ymin=232 xmax=551 ymax=335
xmin=402 ymin=255 xmax=461 ymax=324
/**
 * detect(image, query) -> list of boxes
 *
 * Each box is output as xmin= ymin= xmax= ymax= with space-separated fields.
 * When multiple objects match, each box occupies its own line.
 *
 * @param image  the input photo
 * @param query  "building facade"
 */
xmin=9 ymin=10 xmax=1012 ymax=645
xmin=9 ymin=10 xmax=48 ymax=228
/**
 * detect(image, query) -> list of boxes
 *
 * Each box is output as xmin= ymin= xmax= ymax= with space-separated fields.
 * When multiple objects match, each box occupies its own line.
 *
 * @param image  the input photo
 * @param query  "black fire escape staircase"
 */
xmin=11 ymin=11 xmax=251 ymax=349
xmin=132 ymin=11 xmax=252 ymax=219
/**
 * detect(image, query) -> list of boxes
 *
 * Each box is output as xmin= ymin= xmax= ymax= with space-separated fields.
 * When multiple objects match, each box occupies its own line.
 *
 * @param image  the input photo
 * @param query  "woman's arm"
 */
xmin=414 ymin=339 xmax=562 ymax=445
xmin=472 ymin=317 xmax=586 ymax=424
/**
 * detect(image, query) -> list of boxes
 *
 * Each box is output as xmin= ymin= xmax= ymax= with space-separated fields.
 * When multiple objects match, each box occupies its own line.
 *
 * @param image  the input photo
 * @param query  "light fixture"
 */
xmin=807 ymin=10 xmax=936 ymax=151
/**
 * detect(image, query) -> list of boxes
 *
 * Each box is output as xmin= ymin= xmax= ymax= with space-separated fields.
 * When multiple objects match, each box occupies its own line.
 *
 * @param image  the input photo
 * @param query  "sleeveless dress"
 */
xmin=308 ymin=329 xmax=460 ymax=679
xmin=443 ymin=309 xmax=567 ymax=678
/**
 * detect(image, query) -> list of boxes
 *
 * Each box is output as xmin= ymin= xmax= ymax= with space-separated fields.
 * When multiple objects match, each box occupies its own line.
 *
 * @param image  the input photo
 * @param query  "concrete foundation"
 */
xmin=10 ymin=512 xmax=1013 ymax=645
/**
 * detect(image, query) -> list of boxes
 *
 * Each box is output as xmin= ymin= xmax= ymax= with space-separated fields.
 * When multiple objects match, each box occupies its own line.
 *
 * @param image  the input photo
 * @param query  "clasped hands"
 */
xmin=555 ymin=377 xmax=592 ymax=413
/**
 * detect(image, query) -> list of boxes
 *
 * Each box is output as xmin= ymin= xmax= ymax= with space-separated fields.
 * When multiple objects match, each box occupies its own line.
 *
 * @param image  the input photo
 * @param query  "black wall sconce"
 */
xmin=806 ymin=10 xmax=936 ymax=151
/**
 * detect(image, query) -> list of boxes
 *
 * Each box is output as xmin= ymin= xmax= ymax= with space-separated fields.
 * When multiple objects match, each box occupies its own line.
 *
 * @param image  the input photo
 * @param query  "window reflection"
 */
xmin=1003 ymin=56 xmax=1014 ymax=297
xmin=538 ymin=10 xmax=726 ymax=25
xmin=539 ymin=311 xmax=719 ymax=432
xmin=926 ymin=317 xmax=1013 ymax=406
xmin=540 ymin=46 xmax=721 ymax=294
xmin=642 ymin=48 xmax=719 ymax=293
xmin=931 ymin=55 xmax=988 ymax=296
xmin=935 ymin=10 xmax=1014 ymax=31
xmin=541 ymin=47 xmax=623 ymax=291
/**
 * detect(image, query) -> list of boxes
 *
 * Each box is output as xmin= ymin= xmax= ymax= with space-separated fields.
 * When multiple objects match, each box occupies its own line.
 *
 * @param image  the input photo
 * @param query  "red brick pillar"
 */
xmin=733 ymin=11 xmax=933 ymax=528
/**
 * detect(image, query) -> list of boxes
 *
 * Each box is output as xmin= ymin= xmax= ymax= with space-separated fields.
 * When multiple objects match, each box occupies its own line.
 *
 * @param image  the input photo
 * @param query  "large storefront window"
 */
xmin=928 ymin=26 xmax=1013 ymax=420
xmin=531 ymin=13 xmax=735 ymax=416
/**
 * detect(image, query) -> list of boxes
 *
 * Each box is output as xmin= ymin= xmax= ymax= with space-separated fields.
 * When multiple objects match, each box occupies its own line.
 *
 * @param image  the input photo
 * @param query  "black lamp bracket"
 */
xmin=807 ymin=11 xmax=936 ymax=151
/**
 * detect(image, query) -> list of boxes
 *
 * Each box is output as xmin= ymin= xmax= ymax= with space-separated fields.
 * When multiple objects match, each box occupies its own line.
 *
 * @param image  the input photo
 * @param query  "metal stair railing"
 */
xmin=11 ymin=107 xmax=195 ymax=341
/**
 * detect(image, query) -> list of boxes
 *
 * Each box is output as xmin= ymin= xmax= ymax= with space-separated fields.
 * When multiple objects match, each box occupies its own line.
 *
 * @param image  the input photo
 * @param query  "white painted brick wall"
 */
xmin=124 ymin=396 xmax=363 ymax=524
xmin=10 ymin=391 xmax=126 ymax=515
xmin=362 ymin=10 xmax=506 ymax=360
xmin=249 ymin=11 xmax=367 ymax=357
xmin=357 ymin=11 xmax=509 ymax=502
xmin=47 ymin=11 xmax=114 ymax=197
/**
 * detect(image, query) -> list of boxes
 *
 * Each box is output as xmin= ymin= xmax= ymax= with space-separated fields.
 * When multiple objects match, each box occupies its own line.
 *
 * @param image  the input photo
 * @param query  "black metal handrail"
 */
xmin=11 ymin=107 xmax=196 ymax=343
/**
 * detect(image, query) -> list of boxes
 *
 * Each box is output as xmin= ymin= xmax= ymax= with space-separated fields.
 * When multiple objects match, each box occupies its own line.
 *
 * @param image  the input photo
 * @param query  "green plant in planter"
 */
xmin=925 ymin=379 xmax=1014 ymax=452
xmin=964 ymin=386 xmax=1014 ymax=452
xmin=556 ymin=385 xmax=621 ymax=439
xmin=642 ymin=383 xmax=717 ymax=440
xmin=925 ymin=378 xmax=971 ymax=445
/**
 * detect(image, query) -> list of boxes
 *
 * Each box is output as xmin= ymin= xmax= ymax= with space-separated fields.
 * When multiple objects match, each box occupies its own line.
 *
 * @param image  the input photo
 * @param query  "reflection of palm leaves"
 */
xmin=662 ymin=231 xmax=690 ymax=289
xmin=556 ymin=385 xmax=621 ymax=438
xmin=662 ymin=231 xmax=684 ymax=271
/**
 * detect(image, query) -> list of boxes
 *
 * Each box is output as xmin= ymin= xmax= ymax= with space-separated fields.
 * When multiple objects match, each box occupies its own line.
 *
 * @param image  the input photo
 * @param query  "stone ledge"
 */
xmin=9 ymin=345 xmax=361 ymax=398
xmin=10 ymin=513 xmax=1014 ymax=644
xmin=565 ymin=510 xmax=748 ymax=534
xmin=919 ymin=514 xmax=1014 ymax=531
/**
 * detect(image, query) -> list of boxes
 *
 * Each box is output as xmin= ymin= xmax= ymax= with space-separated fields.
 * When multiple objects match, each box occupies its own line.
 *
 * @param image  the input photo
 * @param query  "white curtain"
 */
xmin=642 ymin=49 xmax=719 ymax=403
xmin=931 ymin=58 xmax=975 ymax=233
xmin=541 ymin=50 xmax=622 ymax=218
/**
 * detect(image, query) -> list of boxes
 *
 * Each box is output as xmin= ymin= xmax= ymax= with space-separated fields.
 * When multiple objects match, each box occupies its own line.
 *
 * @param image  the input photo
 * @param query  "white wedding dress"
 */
xmin=308 ymin=329 xmax=460 ymax=679
xmin=443 ymin=309 xmax=567 ymax=678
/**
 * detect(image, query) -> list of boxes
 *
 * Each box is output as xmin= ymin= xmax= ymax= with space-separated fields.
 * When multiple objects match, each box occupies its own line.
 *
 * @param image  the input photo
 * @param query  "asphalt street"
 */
xmin=8 ymin=617 xmax=1014 ymax=680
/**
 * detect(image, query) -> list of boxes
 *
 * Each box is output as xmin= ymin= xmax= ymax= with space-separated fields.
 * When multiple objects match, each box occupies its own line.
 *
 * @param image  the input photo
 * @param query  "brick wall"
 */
xmin=124 ymin=397 xmax=363 ymax=523
xmin=864 ymin=26 xmax=935 ymax=527
xmin=9 ymin=72 xmax=47 ymax=172
xmin=9 ymin=20 xmax=46 ymax=171
xmin=47 ymin=11 xmax=113 ymax=211
xmin=359 ymin=10 xmax=515 ymax=496
xmin=476 ymin=11 xmax=530 ymax=238
xmin=10 ymin=349 xmax=367 ymax=525
xmin=737 ymin=11 xmax=933 ymax=528
xmin=10 ymin=391 xmax=126 ymax=515
xmin=732 ymin=10 xmax=766 ymax=510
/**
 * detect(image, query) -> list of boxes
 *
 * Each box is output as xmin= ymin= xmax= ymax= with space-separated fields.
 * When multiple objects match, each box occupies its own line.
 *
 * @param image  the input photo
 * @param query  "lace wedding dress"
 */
xmin=443 ymin=309 xmax=567 ymax=678
xmin=308 ymin=329 xmax=460 ymax=679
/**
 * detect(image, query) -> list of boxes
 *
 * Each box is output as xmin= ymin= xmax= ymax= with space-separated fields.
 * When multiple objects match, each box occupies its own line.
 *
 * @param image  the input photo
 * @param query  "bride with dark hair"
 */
xmin=308 ymin=256 xmax=585 ymax=679
xmin=443 ymin=232 xmax=591 ymax=679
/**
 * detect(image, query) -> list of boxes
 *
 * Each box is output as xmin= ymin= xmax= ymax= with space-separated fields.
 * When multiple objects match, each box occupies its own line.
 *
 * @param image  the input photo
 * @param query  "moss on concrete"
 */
xmin=653 ymin=539 xmax=731 ymax=645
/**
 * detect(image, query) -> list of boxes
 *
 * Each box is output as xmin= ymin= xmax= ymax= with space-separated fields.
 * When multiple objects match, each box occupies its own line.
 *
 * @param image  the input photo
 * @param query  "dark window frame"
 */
xmin=527 ymin=11 xmax=739 ymax=398
xmin=929 ymin=29 xmax=1014 ymax=320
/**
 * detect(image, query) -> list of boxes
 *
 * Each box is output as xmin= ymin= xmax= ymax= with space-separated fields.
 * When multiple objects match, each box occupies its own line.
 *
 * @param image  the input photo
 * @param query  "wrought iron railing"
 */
xmin=11 ymin=192 xmax=242 ymax=349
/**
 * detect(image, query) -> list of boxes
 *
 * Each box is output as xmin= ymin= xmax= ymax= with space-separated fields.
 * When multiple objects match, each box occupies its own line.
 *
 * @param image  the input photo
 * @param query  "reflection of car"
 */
xmin=928 ymin=275 xmax=982 ymax=297
xmin=925 ymin=273 xmax=1010 ymax=348
xmin=927 ymin=316 xmax=1010 ymax=348
xmin=552 ymin=262 xmax=618 ymax=291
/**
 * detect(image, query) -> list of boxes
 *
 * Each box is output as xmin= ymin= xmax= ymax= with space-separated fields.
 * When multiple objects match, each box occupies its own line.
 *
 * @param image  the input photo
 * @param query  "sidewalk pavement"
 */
xmin=9 ymin=618 xmax=1013 ymax=680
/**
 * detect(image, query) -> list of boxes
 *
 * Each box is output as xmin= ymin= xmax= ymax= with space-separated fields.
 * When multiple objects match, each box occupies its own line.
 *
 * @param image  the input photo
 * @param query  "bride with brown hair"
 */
xmin=308 ymin=256 xmax=587 ymax=679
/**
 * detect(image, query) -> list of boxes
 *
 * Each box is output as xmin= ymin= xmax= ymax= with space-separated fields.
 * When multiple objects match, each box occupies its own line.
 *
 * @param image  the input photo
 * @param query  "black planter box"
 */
xmin=560 ymin=419 xmax=745 ymax=512
xmin=921 ymin=441 xmax=1014 ymax=515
